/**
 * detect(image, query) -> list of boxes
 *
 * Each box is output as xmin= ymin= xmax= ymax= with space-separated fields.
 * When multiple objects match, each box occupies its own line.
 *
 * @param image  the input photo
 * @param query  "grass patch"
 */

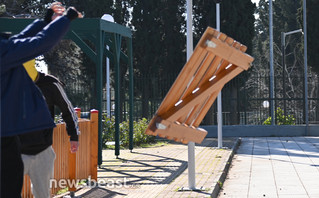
xmin=56 ymin=187 xmax=69 ymax=195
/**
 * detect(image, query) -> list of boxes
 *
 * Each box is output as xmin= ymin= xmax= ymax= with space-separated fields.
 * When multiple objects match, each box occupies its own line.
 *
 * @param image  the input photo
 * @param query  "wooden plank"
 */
xmin=180 ymin=53 xmax=217 ymax=101
xmin=160 ymin=66 xmax=243 ymax=121
xmin=157 ymin=48 xmax=208 ymax=115
xmin=157 ymin=29 xmax=220 ymax=116
xmin=184 ymin=95 xmax=212 ymax=125
xmin=176 ymin=94 xmax=209 ymax=124
xmin=90 ymin=110 xmax=99 ymax=181
xmin=68 ymin=152 xmax=77 ymax=192
xmin=205 ymin=36 xmax=253 ymax=70
xmin=193 ymin=91 xmax=219 ymax=127
xmin=146 ymin=118 xmax=207 ymax=144
xmin=145 ymin=27 xmax=254 ymax=144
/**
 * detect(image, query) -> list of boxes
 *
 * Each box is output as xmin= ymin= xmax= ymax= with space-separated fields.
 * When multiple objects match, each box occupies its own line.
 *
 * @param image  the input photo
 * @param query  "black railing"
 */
xmin=65 ymin=72 xmax=319 ymax=125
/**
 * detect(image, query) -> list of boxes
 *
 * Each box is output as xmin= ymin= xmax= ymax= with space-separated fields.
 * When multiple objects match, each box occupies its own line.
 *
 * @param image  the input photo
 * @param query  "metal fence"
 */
xmin=130 ymin=72 xmax=319 ymax=125
xmin=65 ymin=71 xmax=319 ymax=125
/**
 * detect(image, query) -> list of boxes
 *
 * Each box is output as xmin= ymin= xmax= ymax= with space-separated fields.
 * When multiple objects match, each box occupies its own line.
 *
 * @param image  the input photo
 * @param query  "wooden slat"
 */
xmin=68 ymin=152 xmax=76 ymax=192
xmin=160 ymin=66 xmax=243 ymax=121
xmin=180 ymin=52 xmax=217 ymax=102
xmin=205 ymin=36 xmax=253 ymax=70
xmin=90 ymin=110 xmax=99 ymax=181
xmin=145 ymin=26 xmax=254 ymax=144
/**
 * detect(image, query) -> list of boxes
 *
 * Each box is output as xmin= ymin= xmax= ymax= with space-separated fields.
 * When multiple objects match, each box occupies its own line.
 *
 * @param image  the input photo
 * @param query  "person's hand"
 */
xmin=70 ymin=141 xmax=79 ymax=153
xmin=65 ymin=7 xmax=83 ymax=20
xmin=51 ymin=2 xmax=65 ymax=21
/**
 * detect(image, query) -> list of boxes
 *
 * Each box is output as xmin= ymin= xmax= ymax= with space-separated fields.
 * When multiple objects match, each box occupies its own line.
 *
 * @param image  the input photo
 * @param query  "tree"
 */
xmin=0 ymin=0 xmax=47 ymax=17
xmin=193 ymin=0 xmax=256 ymax=125
xmin=298 ymin=0 xmax=319 ymax=74
xmin=252 ymin=0 xmax=308 ymax=124
xmin=128 ymin=0 xmax=185 ymax=118
xmin=297 ymin=0 xmax=319 ymax=122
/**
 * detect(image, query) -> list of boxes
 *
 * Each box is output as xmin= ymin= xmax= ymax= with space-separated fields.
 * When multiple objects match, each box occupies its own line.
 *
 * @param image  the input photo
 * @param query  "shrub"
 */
xmin=102 ymin=114 xmax=155 ymax=148
xmin=263 ymin=107 xmax=296 ymax=125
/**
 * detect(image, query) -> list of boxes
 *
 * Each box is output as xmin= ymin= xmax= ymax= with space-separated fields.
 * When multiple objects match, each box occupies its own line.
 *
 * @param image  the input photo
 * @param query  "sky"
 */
xmin=252 ymin=0 xmax=260 ymax=6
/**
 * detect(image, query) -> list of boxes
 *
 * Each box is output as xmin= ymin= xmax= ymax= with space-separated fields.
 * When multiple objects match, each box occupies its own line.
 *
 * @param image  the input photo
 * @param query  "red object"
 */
xmin=90 ymin=109 xmax=98 ymax=114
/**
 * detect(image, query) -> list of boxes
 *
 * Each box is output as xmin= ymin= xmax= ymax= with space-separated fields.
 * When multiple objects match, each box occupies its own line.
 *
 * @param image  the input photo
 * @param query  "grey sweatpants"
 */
xmin=22 ymin=146 xmax=56 ymax=198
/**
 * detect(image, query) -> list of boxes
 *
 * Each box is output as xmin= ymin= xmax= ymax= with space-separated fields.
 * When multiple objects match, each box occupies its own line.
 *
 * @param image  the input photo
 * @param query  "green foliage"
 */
xmin=0 ymin=4 xmax=5 ymax=15
xmin=102 ymin=114 xmax=155 ymax=148
xmin=129 ymin=0 xmax=186 ymax=118
xmin=193 ymin=0 xmax=256 ymax=125
xmin=299 ymin=0 xmax=319 ymax=74
xmin=193 ymin=0 xmax=256 ymax=54
xmin=263 ymin=107 xmax=296 ymax=125
xmin=254 ymin=0 xmax=304 ymax=74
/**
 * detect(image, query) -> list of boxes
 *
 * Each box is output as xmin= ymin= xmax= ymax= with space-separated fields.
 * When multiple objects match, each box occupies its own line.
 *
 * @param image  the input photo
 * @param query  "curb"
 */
xmin=210 ymin=137 xmax=241 ymax=198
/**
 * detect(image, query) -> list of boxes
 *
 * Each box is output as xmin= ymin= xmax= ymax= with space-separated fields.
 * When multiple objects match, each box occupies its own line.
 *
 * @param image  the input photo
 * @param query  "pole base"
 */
xmin=213 ymin=147 xmax=228 ymax=149
xmin=178 ymin=186 xmax=205 ymax=192
xmin=63 ymin=191 xmax=82 ymax=198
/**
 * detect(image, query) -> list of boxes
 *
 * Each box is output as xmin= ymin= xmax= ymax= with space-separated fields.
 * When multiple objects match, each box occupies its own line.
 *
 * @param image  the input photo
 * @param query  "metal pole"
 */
xmin=303 ymin=0 xmax=309 ymax=134
xmin=281 ymin=29 xmax=303 ymax=119
xmin=281 ymin=32 xmax=287 ymax=117
xmin=113 ymin=34 xmax=121 ymax=157
xmin=269 ymin=0 xmax=275 ymax=125
xmin=101 ymin=14 xmax=114 ymax=118
xmin=216 ymin=2 xmax=223 ymax=149
xmin=97 ymin=30 xmax=103 ymax=165
xmin=186 ymin=0 xmax=196 ymax=190
xmin=128 ymin=37 xmax=134 ymax=151
xmin=106 ymin=45 xmax=111 ymax=117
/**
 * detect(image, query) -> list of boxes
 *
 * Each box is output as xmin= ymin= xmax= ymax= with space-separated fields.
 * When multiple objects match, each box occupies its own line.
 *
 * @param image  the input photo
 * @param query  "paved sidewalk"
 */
xmin=219 ymin=137 xmax=319 ymax=198
xmin=57 ymin=138 xmax=238 ymax=198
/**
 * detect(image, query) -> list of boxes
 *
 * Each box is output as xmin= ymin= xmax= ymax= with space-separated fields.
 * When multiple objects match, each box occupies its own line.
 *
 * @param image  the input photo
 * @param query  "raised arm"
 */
xmin=0 ymin=6 xmax=81 ymax=74
xmin=10 ymin=2 xmax=66 ymax=40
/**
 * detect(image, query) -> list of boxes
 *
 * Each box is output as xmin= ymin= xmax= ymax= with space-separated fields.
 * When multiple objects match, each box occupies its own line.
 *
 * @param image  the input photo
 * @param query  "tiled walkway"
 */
xmin=219 ymin=137 xmax=319 ymax=198
xmin=58 ymin=138 xmax=238 ymax=198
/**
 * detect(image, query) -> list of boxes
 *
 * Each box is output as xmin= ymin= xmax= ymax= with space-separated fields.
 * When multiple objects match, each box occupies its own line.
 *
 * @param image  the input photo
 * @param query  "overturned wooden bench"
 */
xmin=145 ymin=27 xmax=254 ymax=144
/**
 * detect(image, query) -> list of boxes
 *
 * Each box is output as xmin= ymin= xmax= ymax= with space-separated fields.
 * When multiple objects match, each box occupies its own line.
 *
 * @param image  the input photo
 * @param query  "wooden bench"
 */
xmin=145 ymin=27 xmax=254 ymax=144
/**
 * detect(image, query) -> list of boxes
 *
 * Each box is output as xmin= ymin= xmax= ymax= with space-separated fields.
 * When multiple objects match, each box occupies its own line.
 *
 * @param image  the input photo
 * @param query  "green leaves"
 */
xmin=102 ymin=115 xmax=155 ymax=148
xmin=263 ymin=107 xmax=296 ymax=125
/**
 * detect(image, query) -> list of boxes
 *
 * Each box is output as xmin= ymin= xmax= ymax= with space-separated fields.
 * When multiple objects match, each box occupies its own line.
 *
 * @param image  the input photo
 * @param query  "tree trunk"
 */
xmin=230 ymin=85 xmax=239 ymax=125
xmin=142 ymin=83 xmax=150 ymax=119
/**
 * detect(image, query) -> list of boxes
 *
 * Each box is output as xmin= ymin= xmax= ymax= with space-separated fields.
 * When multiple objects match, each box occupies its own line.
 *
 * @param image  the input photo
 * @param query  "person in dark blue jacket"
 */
xmin=0 ymin=3 xmax=81 ymax=197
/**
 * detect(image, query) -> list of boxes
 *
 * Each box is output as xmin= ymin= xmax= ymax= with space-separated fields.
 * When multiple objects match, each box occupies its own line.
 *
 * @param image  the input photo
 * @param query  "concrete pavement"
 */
xmin=56 ymin=138 xmax=238 ymax=198
xmin=219 ymin=137 xmax=319 ymax=198
xmin=56 ymin=136 xmax=319 ymax=198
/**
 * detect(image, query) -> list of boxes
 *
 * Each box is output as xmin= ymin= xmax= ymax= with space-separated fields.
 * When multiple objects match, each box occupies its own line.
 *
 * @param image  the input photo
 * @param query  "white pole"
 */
xmin=186 ymin=0 xmax=193 ymax=59
xmin=186 ymin=0 xmax=196 ymax=190
xmin=303 ymin=0 xmax=308 ymax=134
xmin=269 ymin=0 xmax=275 ymax=125
xmin=216 ymin=2 xmax=223 ymax=149
xmin=101 ymin=14 xmax=114 ymax=118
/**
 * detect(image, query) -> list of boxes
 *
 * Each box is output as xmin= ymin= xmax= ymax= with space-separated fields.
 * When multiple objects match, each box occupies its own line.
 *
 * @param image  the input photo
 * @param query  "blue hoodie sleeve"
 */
xmin=1 ymin=16 xmax=71 ymax=73
xmin=10 ymin=19 xmax=47 ymax=40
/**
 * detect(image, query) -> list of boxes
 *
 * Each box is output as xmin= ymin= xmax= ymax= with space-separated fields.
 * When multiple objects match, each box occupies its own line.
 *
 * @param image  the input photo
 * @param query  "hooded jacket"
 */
xmin=19 ymin=72 xmax=79 ymax=155
xmin=0 ymin=16 xmax=71 ymax=137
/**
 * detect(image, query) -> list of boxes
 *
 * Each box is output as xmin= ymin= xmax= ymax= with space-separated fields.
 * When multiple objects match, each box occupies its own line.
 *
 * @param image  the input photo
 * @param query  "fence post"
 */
xmin=74 ymin=107 xmax=81 ymax=118
xmin=90 ymin=109 xmax=99 ymax=181
xmin=68 ymin=150 xmax=76 ymax=193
